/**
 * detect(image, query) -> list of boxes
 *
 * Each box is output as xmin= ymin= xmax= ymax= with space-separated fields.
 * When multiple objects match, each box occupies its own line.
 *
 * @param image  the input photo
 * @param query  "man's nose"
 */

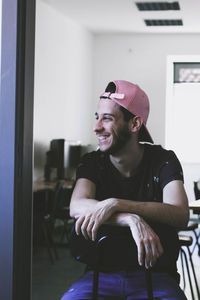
xmin=93 ymin=119 xmax=103 ymax=132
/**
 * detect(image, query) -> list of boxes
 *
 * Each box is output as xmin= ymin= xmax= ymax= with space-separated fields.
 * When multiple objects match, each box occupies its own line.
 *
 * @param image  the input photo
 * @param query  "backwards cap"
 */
xmin=100 ymin=80 xmax=153 ymax=144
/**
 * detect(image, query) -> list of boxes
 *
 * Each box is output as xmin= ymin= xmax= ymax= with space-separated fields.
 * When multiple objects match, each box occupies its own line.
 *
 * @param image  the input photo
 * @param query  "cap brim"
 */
xmin=140 ymin=124 xmax=154 ymax=144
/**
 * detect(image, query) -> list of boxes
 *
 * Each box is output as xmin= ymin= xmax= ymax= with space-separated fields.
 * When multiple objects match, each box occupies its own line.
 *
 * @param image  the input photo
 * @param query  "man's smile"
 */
xmin=97 ymin=134 xmax=111 ymax=143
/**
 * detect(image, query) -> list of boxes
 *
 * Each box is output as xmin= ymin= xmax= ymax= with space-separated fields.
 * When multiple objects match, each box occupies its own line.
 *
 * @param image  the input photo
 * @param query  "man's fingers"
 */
xmin=129 ymin=217 xmax=164 ymax=269
xmin=151 ymin=241 xmax=159 ymax=267
xmin=144 ymin=239 xmax=153 ymax=269
xmin=157 ymin=240 xmax=164 ymax=257
xmin=91 ymin=222 xmax=100 ymax=241
xmin=130 ymin=228 xmax=145 ymax=267
xmin=87 ymin=215 xmax=103 ymax=241
xmin=75 ymin=215 xmax=85 ymax=235
xmin=137 ymin=240 xmax=144 ymax=266
xmin=75 ymin=199 xmax=115 ymax=241
xmin=87 ymin=217 xmax=96 ymax=240
xmin=80 ymin=216 xmax=91 ymax=240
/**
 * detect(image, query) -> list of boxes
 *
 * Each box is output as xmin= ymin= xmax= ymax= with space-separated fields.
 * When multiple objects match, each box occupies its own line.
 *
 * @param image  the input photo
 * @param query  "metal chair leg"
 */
xmin=48 ymin=223 xmax=59 ymax=260
xmin=181 ymin=249 xmax=195 ymax=300
xmin=42 ymin=222 xmax=54 ymax=264
xmin=180 ymin=250 xmax=186 ymax=290
xmin=92 ymin=269 xmax=99 ymax=300
xmin=186 ymin=245 xmax=200 ymax=299
xmin=145 ymin=269 xmax=153 ymax=300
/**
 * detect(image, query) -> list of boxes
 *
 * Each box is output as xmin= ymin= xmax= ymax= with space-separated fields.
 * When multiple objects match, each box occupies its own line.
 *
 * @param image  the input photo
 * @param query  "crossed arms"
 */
xmin=69 ymin=178 xmax=189 ymax=269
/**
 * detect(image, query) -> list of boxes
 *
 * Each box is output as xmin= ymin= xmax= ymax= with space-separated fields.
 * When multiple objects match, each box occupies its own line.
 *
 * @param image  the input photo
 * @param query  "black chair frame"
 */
xmin=92 ymin=235 xmax=161 ymax=300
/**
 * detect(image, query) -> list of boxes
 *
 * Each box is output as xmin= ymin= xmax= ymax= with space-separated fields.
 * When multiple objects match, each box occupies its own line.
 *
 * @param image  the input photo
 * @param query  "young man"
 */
xmin=61 ymin=80 xmax=189 ymax=299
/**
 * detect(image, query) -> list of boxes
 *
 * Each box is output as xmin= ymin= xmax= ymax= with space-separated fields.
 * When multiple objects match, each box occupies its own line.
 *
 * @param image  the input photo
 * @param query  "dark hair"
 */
xmin=119 ymin=106 xmax=134 ymax=122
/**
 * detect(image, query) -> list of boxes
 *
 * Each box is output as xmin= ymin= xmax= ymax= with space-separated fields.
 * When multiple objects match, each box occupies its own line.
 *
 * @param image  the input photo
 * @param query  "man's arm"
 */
xmin=69 ymin=178 xmax=164 ymax=268
xmin=70 ymin=178 xmax=118 ymax=239
xmin=72 ymin=179 xmax=189 ymax=238
xmin=69 ymin=178 xmax=97 ymax=219
xmin=114 ymin=180 xmax=189 ymax=229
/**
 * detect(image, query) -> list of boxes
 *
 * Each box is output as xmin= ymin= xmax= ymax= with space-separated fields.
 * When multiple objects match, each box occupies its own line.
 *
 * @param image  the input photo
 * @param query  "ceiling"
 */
xmin=46 ymin=0 xmax=200 ymax=34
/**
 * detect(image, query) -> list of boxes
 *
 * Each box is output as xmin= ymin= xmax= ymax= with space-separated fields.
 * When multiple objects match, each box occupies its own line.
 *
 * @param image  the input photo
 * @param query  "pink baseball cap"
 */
xmin=100 ymin=80 xmax=153 ymax=144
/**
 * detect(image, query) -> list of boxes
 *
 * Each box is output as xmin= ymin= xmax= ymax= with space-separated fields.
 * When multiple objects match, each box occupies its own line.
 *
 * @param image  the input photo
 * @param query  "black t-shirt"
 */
xmin=76 ymin=144 xmax=183 ymax=203
xmin=75 ymin=144 xmax=184 ymax=277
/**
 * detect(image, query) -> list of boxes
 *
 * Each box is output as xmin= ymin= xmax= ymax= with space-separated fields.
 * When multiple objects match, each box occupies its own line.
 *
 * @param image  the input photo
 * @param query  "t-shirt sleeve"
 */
xmin=75 ymin=152 xmax=98 ymax=184
xmin=159 ymin=150 xmax=184 ymax=189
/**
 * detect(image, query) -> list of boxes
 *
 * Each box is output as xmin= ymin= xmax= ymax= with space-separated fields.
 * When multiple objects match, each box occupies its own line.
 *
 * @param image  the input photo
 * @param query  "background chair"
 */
xmin=178 ymin=234 xmax=200 ymax=300
xmin=178 ymin=181 xmax=200 ymax=256
xmin=177 ymin=180 xmax=200 ymax=299
xmin=50 ymin=181 xmax=73 ymax=245
xmin=39 ymin=180 xmax=73 ymax=263
xmin=191 ymin=181 xmax=200 ymax=254
xmin=194 ymin=181 xmax=200 ymax=200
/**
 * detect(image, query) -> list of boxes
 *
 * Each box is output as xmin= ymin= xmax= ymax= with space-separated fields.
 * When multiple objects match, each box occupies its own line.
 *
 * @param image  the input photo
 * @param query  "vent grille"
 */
xmin=144 ymin=19 xmax=183 ymax=26
xmin=136 ymin=2 xmax=180 ymax=11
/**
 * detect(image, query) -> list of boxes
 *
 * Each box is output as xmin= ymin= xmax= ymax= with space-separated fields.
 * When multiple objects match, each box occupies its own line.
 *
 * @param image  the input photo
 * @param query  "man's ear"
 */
xmin=129 ymin=116 xmax=143 ymax=133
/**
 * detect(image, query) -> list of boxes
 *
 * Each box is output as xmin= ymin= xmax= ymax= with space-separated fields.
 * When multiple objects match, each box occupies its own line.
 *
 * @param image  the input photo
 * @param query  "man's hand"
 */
xmin=75 ymin=198 xmax=118 ymax=241
xmin=126 ymin=214 xmax=164 ymax=269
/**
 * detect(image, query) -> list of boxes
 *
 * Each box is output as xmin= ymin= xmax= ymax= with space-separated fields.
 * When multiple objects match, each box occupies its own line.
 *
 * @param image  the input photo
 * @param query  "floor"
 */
xmin=32 ymin=230 xmax=200 ymax=300
xmin=32 ymin=245 xmax=85 ymax=300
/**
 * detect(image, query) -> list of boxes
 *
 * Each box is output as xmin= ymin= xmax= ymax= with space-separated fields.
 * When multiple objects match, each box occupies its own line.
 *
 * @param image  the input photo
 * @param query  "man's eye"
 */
xmin=103 ymin=116 xmax=112 ymax=121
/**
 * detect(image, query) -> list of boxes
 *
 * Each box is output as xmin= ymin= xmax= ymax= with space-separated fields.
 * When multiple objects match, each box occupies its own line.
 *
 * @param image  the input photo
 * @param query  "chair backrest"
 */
xmin=93 ymin=234 xmax=154 ymax=300
xmin=193 ymin=181 xmax=200 ymax=200
xmin=51 ymin=181 xmax=66 ymax=218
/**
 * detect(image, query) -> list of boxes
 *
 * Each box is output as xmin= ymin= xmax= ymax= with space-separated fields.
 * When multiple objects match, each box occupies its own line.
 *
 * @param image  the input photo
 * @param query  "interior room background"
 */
xmin=34 ymin=0 xmax=200 ymax=203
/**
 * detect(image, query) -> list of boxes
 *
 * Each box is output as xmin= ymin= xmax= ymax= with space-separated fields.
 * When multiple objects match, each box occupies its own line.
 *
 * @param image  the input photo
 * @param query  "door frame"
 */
xmin=0 ymin=0 xmax=36 ymax=299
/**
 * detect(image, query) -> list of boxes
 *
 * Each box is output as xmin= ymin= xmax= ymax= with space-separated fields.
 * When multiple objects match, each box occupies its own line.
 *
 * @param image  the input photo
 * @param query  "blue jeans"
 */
xmin=61 ymin=270 xmax=187 ymax=300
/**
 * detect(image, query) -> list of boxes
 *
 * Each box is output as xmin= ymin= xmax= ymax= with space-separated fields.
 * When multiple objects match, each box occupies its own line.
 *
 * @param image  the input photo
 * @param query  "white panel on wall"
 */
xmin=166 ymin=56 xmax=200 ymax=203
xmin=165 ymin=56 xmax=200 ymax=163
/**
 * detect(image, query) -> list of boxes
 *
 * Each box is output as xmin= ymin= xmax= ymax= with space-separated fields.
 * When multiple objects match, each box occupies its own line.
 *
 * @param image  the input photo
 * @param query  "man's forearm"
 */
xmin=115 ymin=199 xmax=189 ymax=229
xmin=69 ymin=198 xmax=98 ymax=218
xmin=70 ymin=197 xmax=188 ymax=228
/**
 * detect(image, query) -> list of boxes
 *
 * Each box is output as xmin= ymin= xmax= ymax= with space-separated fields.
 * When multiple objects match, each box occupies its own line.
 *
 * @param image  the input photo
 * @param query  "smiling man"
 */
xmin=61 ymin=80 xmax=189 ymax=300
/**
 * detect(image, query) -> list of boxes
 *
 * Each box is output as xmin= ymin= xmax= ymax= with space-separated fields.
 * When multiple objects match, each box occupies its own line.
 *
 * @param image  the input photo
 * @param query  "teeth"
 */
xmin=98 ymin=135 xmax=108 ymax=141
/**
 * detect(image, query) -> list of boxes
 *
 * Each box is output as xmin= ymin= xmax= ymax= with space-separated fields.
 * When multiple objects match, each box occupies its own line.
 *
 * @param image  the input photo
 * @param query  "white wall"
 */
xmin=93 ymin=33 xmax=200 ymax=202
xmin=34 ymin=7 xmax=200 ymax=202
xmin=34 ymin=0 xmax=94 ymax=179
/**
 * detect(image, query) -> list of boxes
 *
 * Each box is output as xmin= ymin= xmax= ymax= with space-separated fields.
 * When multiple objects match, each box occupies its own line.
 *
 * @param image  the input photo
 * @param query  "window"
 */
xmin=174 ymin=63 xmax=200 ymax=83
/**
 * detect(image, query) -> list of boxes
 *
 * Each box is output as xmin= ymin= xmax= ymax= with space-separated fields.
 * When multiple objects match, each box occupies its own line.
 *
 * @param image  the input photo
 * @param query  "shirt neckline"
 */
xmin=104 ymin=144 xmax=147 ymax=180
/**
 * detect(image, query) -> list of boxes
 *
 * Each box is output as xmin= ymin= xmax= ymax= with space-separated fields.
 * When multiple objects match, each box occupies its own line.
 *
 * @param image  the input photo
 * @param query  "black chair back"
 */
xmin=193 ymin=181 xmax=200 ymax=200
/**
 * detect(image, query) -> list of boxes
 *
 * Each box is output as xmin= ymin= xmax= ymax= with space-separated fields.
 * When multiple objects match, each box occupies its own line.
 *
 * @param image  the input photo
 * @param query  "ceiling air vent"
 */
xmin=144 ymin=19 xmax=183 ymax=26
xmin=136 ymin=2 xmax=180 ymax=11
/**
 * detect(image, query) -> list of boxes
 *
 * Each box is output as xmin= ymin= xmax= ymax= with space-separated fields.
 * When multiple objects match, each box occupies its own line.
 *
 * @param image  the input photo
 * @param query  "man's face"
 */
xmin=93 ymin=99 xmax=132 ymax=155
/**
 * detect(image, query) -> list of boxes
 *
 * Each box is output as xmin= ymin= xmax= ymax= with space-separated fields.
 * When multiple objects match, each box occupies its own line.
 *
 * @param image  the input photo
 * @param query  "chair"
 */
xmin=190 ymin=181 xmax=200 ymax=254
xmin=179 ymin=222 xmax=200 ymax=256
xmin=42 ymin=180 xmax=73 ymax=263
xmin=92 ymin=235 xmax=161 ymax=300
xmin=194 ymin=181 xmax=200 ymax=200
xmin=178 ymin=181 xmax=200 ymax=256
xmin=178 ymin=234 xmax=200 ymax=300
